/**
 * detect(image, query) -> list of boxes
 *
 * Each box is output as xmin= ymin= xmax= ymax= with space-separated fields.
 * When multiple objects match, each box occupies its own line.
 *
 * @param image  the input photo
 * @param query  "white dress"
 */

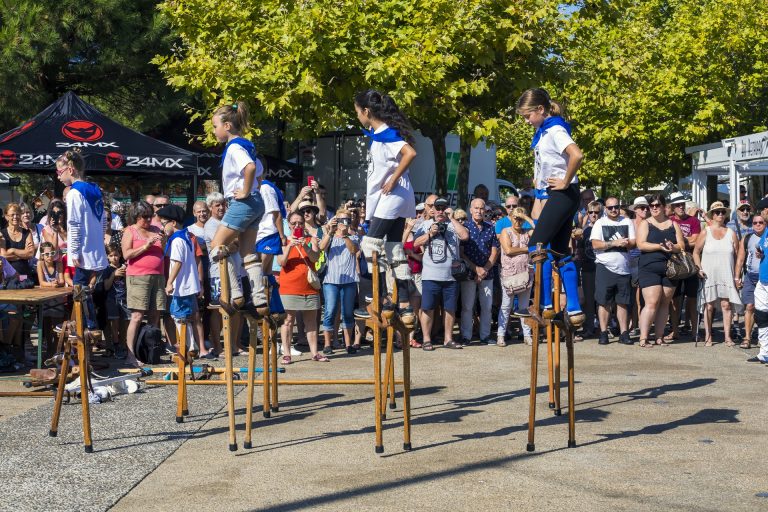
xmin=700 ymin=227 xmax=742 ymax=305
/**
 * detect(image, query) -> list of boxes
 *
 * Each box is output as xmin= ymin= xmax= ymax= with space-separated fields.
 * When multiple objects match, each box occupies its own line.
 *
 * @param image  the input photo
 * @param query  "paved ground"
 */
xmin=2 ymin=332 xmax=767 ymax=512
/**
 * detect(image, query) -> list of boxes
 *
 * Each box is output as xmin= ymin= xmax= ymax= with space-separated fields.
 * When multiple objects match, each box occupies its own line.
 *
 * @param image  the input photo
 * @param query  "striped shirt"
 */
xmin=323 ymin=236 xmax=358 ymax=285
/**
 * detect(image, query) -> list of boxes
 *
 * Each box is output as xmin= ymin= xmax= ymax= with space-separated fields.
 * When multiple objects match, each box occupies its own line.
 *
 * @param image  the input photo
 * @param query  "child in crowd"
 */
xmin=159 ymin=205 xmax=210 ymax=359
xmin=102 ymin=243 xmax=129 ymax=359
xmin=37 ymin=241 xmax=65 ymax=356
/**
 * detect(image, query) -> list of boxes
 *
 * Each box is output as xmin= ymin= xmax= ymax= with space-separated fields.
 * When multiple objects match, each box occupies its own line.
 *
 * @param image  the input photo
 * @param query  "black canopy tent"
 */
xmin=0 ymin=92 xmax=198 ymax=176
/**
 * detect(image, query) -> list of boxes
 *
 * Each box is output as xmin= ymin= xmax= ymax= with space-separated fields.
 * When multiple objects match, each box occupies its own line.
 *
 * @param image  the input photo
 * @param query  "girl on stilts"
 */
xmin=354 ymin=89 xmax=417 ymax=326
xmin=208 ymin=102 xmax=269 ymax=316
xmin=517 ymin=88 xmax=584 ymax=321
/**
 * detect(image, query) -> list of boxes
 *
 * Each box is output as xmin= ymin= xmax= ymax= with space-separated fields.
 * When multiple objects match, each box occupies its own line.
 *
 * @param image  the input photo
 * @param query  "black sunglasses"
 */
xmin=434 ymin=206 xmax=447 ymax=211
xmin=605 ymin=205 xmax=620 ymax=211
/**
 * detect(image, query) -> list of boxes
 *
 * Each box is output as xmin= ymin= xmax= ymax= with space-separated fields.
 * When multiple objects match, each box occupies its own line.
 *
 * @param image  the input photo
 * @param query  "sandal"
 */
xmin=422 ymin=341 xmax=435 ymax=351
xmin=654 ymin=338 xmax=668 ymax=346
xmin=663 ymin=333 xmax=679 ymax=342
xmin=281 ymin=355 xmax=292 ymax=365
xmin=638 ymin=339 xmax=653 ymax=348
xmin=703 ymin=338 xmax=713 ymax=347
xmin=496 ymin=338 xmax=507 ymax=347
xmin=312 ymin=353 xmax=330 ymax=362
xmin=443 ymin=340 xmax=463 ymax=350
xmin=409 ymin=339 xmax=422 ymax=348
xmin=232 ymin=349 xmax=247 ymax=356
xmin=724 ymin=340 xmax=736 ymax=347
xmin=740 ymin=339 xmax=751 ymax=349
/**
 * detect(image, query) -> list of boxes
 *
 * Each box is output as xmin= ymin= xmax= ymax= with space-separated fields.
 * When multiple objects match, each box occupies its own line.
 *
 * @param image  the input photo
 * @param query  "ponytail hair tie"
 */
xmin=232 ymin=103 xmax=238 ymax=110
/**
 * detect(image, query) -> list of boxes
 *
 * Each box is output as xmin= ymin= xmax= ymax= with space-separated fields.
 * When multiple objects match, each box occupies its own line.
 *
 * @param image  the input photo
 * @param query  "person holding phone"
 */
xmin=636 ymin=193 xmax=685 ymax=347
xmin=277 ymin=211 xmax=324 ymax=363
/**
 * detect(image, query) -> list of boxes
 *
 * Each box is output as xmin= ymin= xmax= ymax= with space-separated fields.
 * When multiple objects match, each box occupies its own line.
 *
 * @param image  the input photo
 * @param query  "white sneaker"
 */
xmin=277 ymin=345 xmax=302 ymax=356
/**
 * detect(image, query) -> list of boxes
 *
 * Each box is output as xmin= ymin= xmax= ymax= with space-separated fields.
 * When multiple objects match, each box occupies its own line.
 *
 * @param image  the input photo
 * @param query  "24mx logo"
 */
xmin=126 ymin=156 xmax=183 ymax=169
xmin=61 ymin=120 xmax=104 ymax=142
xmin=56 ymin=141 xmax=118 ymax=148
xmin=19 ymin=154 xmax=57 ymax=166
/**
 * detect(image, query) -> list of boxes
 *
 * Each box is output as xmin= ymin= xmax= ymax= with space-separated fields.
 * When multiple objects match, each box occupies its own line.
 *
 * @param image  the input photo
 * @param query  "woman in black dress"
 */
xmin=636 ymin=194 xmax=685 ymax=347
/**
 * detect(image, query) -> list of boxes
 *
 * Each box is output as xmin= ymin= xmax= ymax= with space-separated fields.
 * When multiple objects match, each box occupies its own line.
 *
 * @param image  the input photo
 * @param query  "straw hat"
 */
xmin=706 ymin=201 xmax=731 ymax=219
xmin=297 ymin=200 xmax=319 ymax=214
xmin=627 ymin=196 xmax=649 ymax=212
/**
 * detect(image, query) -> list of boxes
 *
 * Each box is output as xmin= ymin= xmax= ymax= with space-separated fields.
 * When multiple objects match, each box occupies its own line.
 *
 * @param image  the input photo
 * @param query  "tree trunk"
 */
xmin=457 ymin=139 xmax=472 ymax=210
xmin=420 ymin=126 xmax=448 ymax=197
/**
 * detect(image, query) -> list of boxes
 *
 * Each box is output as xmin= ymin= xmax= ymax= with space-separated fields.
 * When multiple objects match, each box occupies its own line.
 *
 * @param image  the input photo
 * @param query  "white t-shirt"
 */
xmin=533 ymin=124 xmax=578 ymax=190
xmin=222 ymin=144 xmax=264 ymax=199
xmin=204 ymin=217 xmax=244 ymax=278
xmin=257 ymin=182 xmax=280 ymax=241
xmin=590 ymin=216 xmax=635 ymax=275
xmin=366 ymin=124 xmax=416 ymax=221
xmin=169 ymin=234 xmax=200 ymax=297
xmin=417 ymin=220 xmax=460 ymax=282
xmin=66 ymin=182 xmax=108 ymax=271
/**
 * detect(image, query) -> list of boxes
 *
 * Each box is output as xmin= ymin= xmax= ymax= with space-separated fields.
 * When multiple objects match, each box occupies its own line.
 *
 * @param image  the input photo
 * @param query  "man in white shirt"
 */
xmin=590 ymin=197 xmax=635 ymax=345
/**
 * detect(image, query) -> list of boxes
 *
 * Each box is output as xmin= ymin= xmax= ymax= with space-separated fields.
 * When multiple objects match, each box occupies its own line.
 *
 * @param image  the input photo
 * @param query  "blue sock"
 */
xmin=559 ymin=260 xmax=582 ymax=314
xmin=540 ymin=258 xmax=553 ymax=309
xmin=267 ymin=275 xmax=285 ymax=314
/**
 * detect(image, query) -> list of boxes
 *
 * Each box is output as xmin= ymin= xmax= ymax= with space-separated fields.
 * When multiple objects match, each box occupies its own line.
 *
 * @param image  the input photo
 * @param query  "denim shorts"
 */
xmin=170 ymin=294 xmax=198 ymax=320
xmin=421 ymin=280 xmax=458 ymax=313
xmin=221 ymin=192 xmax=265 ymax=233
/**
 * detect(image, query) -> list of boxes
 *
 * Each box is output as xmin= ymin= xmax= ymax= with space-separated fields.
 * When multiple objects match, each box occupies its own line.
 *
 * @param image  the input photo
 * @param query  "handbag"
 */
xmin=444 ymin=238 xmax=470 ymax=281
xmin=502 ymin=272 xmax=530 ymax=294
xmin=296 ymin=246 xmax=321 ymax=290
xmin=665 ymin=251 xmax=697 ymax=280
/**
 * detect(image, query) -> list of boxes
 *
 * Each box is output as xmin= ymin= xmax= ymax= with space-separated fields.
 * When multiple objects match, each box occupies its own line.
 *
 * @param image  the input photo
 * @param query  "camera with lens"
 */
xmin=436 ymin=221 xmax=448 ymax=235
xmin=50 ymin=209 xmax=64 ymax=226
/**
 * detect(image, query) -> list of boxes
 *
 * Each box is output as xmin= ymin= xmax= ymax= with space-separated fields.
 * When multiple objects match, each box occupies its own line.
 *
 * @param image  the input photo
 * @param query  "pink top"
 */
xmin=126 ymin=225 xmax=164 ymax=276
xmin=501 ymin=228 xmax=530 ymax=277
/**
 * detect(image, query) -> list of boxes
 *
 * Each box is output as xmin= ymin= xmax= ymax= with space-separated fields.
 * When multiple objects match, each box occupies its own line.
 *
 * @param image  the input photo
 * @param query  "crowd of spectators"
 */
xmin=0 ymin=180 xmax=766 ymax=371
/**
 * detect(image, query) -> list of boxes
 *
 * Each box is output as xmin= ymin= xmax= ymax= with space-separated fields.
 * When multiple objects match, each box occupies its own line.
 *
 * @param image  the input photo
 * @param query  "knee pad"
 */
xmin=385 ymin=241 xmax=410 ymax=280
xmin=361 ymin=236 xmax=386 ymax=263
xmin=754 ymin=309 xmax=768 ymax=328
xmin=244 ymin=253 xmax=262 ymax=266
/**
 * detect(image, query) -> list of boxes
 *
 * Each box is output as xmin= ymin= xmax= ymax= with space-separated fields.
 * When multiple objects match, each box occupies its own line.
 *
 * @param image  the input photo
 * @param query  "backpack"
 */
xmin=134 ymin=324 xmax=164 ymax=365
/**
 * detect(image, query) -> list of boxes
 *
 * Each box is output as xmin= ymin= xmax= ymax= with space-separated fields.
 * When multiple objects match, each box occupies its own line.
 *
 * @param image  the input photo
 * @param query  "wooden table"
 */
xmin=0 ymin=288 xmax=72 ymax=369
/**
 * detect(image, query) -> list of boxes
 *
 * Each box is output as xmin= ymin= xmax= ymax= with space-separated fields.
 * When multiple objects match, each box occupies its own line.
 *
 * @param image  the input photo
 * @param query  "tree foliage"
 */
xmin=0 ymin=0 xmax=185 ymax=132
xmin=562 ymin=0 xmax=768 ymax=189
xmin=155 ymin=0 xmax=563 ymax=207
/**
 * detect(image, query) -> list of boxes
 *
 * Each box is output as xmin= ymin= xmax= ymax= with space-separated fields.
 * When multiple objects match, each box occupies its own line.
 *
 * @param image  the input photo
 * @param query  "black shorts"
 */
xmin=594 ymin=263 xmax=631 ymax=305
xmin=638 ymin=261 xmax=674 ymax=289
xmin=367 ymin=217 xmax=406 ymax=241
xmin=674 ymin=272 xmax=699 ymax=298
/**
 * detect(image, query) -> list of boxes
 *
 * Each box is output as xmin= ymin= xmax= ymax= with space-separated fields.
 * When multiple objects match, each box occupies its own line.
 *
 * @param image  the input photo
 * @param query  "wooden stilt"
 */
xmin=219 ymin=257 xmax=238 ymax=452
xmin=546 ymin=316 xmax=555 ymax=410
xmin=261 ymin=318 xmax=271 ymax=417
xmin=244 ymin=317 xmax=259 ymax=449
xmin=175 ymin=321 xmax=188 ymax=423
xmin=371 ymin=252 xmax=384 ymax=454
xmin=270 ymin=322 xmax=279 ymax=412
xmin=553 ymin=271 xmax=562 ymax=416
xmin=566 ymin=327 xmax=576 ymax=448
xmin=49 ymin=328 xmax=73 ymax=437
xmin=526 ymin=244 xmax=546 ymax=452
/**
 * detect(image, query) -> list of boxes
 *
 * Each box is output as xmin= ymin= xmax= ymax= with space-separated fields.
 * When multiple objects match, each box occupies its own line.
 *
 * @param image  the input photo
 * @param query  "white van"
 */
xmin=298 ymin=131 xmax=516 ymax=209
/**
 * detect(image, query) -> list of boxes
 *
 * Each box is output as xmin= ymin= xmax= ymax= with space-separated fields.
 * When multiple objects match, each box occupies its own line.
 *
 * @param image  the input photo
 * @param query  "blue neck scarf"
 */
xmin=71 ymin=181 xmax=103 ymax=221
xmin=362 ymin=126 xmax=404 ymax=147
xmin=261 ymin=179 xmax=287 ymax=218
xmin=530 ymin=116 xmax=572 ymax=149
xmin=164 ymin=228 xmax=192 ymax=257
xmin=220 ymin=137 xmax=257 ymax=167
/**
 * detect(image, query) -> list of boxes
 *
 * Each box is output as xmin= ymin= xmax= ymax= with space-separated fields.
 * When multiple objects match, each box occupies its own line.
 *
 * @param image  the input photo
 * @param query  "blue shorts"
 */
xmin=256 ymin=232 xmax=282 ymax=255
xmin=742 ymin=272 xmax=759 ymax=305
xmin=221 ymin=192 xmax=265 ymax=233
xmin=421 ymin=280 xmax=459 ymax=313
xmin=170 ymin=294 xmax=198 ymax=320
xmin=535 ymin=188 xmax=549 ymax=200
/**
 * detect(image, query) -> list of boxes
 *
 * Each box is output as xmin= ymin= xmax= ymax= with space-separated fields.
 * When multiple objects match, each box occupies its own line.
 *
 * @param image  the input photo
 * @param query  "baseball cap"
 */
xmin=434 ymin=198 xmax=449 ymax=208
xmin=737 ymin=199 xmax=752 ymax=210
xmin=756 ymin=197 xmax=768 ymax=211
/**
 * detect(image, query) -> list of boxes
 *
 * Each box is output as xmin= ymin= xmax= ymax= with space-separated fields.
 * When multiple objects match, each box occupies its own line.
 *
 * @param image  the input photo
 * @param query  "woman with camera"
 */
xmin=319 ymin=208 xmax=360 ymax=355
